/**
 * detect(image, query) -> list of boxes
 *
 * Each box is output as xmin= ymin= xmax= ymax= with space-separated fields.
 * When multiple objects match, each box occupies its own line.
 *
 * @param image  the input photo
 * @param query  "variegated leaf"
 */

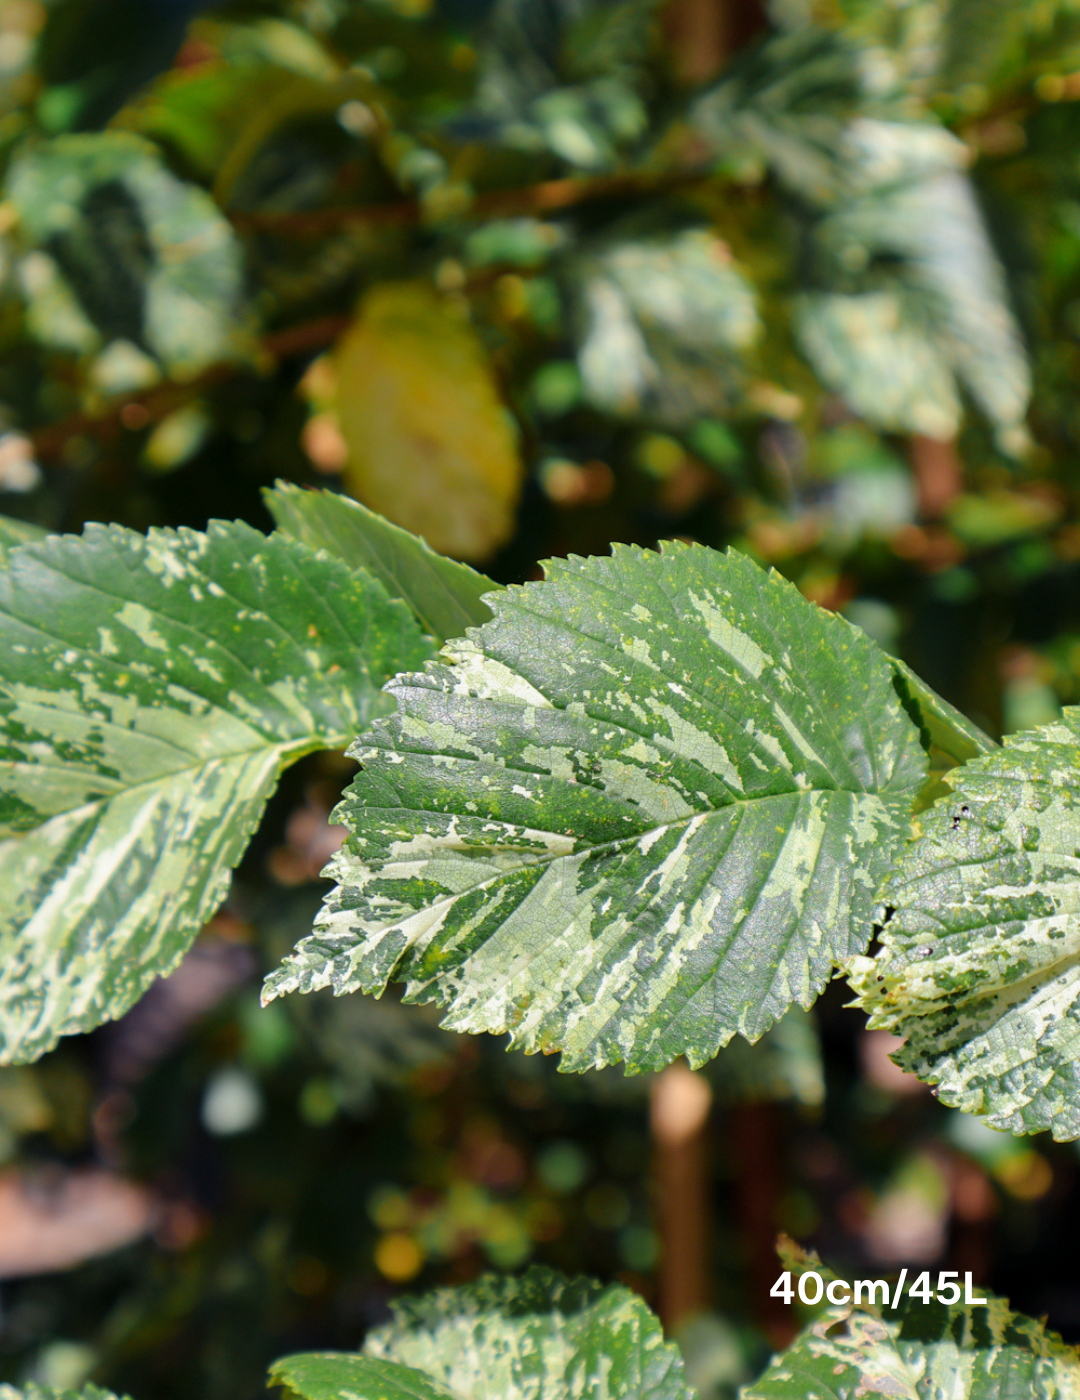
xmin=0 ymin=522 xmax=431 ymax=1064
xmin=746 ymin=1283 xmax=1080 ymax=1400
xmin=265 ymin=543 xmax=926 ymax=1072
xmin=363 ymin=1267 xmax=692 ymax=1400
xmin=848 ymin=708 xmax=1080 ymax=1139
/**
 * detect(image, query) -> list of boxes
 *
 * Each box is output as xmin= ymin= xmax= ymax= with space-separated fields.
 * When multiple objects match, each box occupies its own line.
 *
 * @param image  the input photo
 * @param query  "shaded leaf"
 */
xmin=266 ymin=543 xmax=926 ymax=1072
xmin=270 ymin=1354 xmax=457 ymax=1400
xmin=889 ymin=657 xmax=998 ymax=802
xmin=365 ymin=1267 xmax=693 ymax=1400
xmin=6 ymin=132 xmax=249 ymax=377
xmin=334 ymin=283 xmax=523 ymax=563
xmin=849 ymin=708 xmax=1080 ymax=1139
xmin=470 ymin=0 xmax=657 ymax=169
xmin=0 ymin=522 xmax=431 ymax=1063
xmin=264 ymin=483 xmax=497 ymax=644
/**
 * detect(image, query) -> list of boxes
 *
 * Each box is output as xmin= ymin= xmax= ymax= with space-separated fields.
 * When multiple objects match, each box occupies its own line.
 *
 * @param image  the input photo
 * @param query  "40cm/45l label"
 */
xmin=771 ymin=1269 xmax=987 ymax=1308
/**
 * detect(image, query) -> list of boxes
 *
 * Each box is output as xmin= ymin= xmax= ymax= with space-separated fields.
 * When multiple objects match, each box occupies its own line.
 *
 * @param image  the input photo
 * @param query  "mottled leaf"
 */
xmin=365 ymin=1267 xmax=693 ymax=1400
xmin=574 ymin=226 xmax=760 ymax=427
xmin=334 ymin=283 xmax=523 ymax=563
xmin=746 ymin=1281 xmax=1080 ymax=1400
xmin=470 ymin=0 xmax=656 ymax=169
xmin=270 ymin=1354 xmax=457 ymax=1400
xmin=802 ymin=158 xmax=1031 ymax=443
xmin=266 ymin=543 xmax=926 ymax=1072
xmin=0 ymin=522 xmax=431 ymax=1063
xmin=264 ymin=483 xmax=497 ymax=644
xmin=848 ymin=708 xmax=1080 ymax=1139
xmin=6 ymin=131 xmax=249 ymax=377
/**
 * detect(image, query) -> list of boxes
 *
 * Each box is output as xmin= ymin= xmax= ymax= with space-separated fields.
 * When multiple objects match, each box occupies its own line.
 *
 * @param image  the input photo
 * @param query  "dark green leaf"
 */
xmin=365 ymin=1267 xmax=693 ymax=1400
xmin=270 ymin=1354 xmax=457 ymax=1400
xmin=266 ymin=543 xmax=926 ymax=1072
xmin=264 ymin=484 xmax=496 ymax=644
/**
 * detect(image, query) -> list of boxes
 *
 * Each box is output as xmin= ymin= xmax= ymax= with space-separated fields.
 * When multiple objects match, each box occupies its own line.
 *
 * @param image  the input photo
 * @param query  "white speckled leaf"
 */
xmin=849 ymin=708 xmax=1080 ymax=1140
xmin=363 ymin=1267 xmax=693 ymax=1400
xmin=0 ymin=521 xmax=431 ymax=1064
xmin=266 ymin=542 xmax=926 ymax=1072
xmin=746 ymin=1285 xmax=1080 ymax=1400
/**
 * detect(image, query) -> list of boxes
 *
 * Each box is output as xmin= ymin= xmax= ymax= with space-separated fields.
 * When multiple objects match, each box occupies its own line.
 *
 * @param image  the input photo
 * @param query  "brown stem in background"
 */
xmin=909 ymin=434 xmax=963 ymax=520
xmin=663 ymin=0 xmax=767 ymax=85
xmin=731 ymin=1101 xmax=792 ymax=1345
xmin=650 ymin=1063 xmax=713 ymax=1329
xmin=28 ymin=315 xmax=352 ymax=461
xmin=230 ymin=169 xmax=711 ymax=238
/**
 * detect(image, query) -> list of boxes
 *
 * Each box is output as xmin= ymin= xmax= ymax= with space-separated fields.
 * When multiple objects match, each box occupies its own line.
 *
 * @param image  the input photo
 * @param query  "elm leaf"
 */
xmin=266 ymin=542 xmax=926 ymax=1072
xmin=264 ymin=483 xmax=496 ymax=644
xmin=849 ymin=708 xmax=1080 ymax=1139
xmin=0 ymin=521 xmax=431 ymax=1064
xmin=364 ymin=1268 xmax=692 ymax=1400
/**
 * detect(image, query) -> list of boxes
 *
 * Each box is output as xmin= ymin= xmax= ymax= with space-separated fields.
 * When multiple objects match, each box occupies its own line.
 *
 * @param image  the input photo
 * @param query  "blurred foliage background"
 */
xmin=5 ymin=0 xmax=1080 ymax=1396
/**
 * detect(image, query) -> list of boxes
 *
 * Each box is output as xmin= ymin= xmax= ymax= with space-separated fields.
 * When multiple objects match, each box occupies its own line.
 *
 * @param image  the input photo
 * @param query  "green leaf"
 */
xmin=849 ymin=707 xmax=1080 ymax=1139
xmin=0 ymin=515 xmax=48 ymax=559
xmin=889 ymin=658 xmax=998 ymax=807
xmin=0 ymin=521 xmax=432 ymax=1064
xmin=6 ymin=131 xmax=249 ymax=377
xmin=573 ymin=225 xmax=761 ymax=427
xmin=745 ymin=1283 xmax=1080 ymax=1400
xmin=270 ymin=1354 xmax=457 ymax=1400
xmin=264 ymin=484 xmax=497 ymax=644
xmin=364 ymin=1267 xmax=693 ymax=1400
xmin=265 ymin=543 xmax=926 ymax=1072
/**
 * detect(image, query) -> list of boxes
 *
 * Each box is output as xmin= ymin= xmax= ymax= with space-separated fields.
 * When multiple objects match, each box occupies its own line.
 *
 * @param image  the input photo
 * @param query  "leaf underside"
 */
xmin=364 ymin=1267 xmax=693 ymax=1400
xmin=850 ymin=707 xmax=1080 ymax=1139
xmin=0 ymin=520 xmax=431 ymax=1064
xmin=266 ymin=542 xmax=926 ymax=1073
xmin=746 ymin=1287 xmax=1080 ymax=1400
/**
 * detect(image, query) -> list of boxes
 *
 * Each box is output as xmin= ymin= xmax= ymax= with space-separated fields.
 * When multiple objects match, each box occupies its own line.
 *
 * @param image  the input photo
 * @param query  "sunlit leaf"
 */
xmin=0 ymin=522 xmax=431 ymax=1064
xmin=266 ymin=543 xmax=926 ymax=1072
xmin=365 ymin=1268 xmax=693 ymax=1400
xmin=265 ymin=483 xmax=497 ymax=644
xmin=849 ymin=708 xmax=1080 ymax=1139
xmin=334 ymin=283 xmax=523 ymax=563
xmin=746 ymin=1281 xmax=1080 ymax=1400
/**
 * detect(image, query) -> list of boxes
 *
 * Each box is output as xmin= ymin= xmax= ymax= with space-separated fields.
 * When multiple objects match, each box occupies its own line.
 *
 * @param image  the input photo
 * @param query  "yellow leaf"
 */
xmin=335 ymin=283 xmax=523 ymax=561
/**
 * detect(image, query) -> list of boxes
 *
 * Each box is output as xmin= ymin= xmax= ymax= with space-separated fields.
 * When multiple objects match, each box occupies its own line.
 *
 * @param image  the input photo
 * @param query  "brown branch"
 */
xmin=29 ymin=315 xmax=351 ymax=461
xmin=229 ymin=168 xmax=710 ymax=238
